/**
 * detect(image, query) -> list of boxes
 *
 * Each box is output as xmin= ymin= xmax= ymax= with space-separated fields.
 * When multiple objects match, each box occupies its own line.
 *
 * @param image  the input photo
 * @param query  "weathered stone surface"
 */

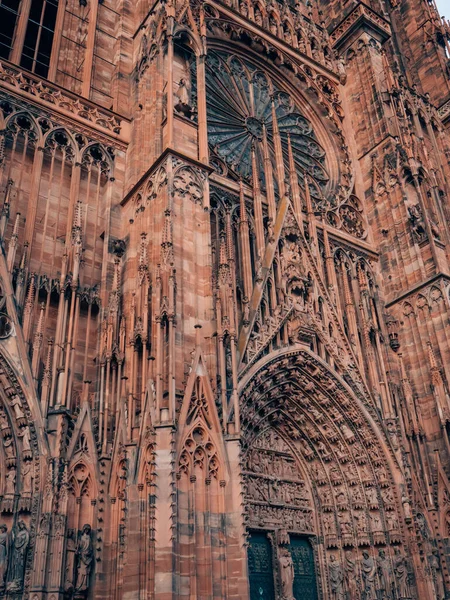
xmin=0 ymin=0 xmax=449 ymax=598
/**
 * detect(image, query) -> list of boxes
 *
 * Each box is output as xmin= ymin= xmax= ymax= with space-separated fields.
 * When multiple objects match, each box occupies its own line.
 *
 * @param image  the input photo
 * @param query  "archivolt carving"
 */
xmin=240 ymin=349 xmax=403 ymax=546
xmin=243 ymin=428 xmax=314 ymax=533
xmin=240 ymin=348 xmax=414 ymax=596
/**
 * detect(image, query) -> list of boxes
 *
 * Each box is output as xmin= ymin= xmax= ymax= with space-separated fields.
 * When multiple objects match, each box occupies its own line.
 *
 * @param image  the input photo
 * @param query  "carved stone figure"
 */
xmin=0 ymin=524 xmax=7 ymax=590
xmin=386 ymin=511 xmax=400 ymax=532
xmin=278 ymin=546 xmax=294 ymax=600
xmin=416 ymin=512 xmax=429 ymax=540
xmin=21 ymin=461 xmax=33 ymax=493
xmin=18 ymin=426 xmax=31 ymax=452
xmin=329 ymin=554 xmax=345 ymax=600
xmin=3 ymin=437 xmax=14 ymax=460
xmin=323 ymin=514 xmax=335 ymax=535
xmin=429 ymin=549 xmax=444 ymax=600
xmin=366 ymin=486 xmax=378 ymax=505
xmin=75 ymin=524 xmax=94 ymax=595
xmin=371 ymin=513 xmax=383 ymax=533
xmin=344 ymin=550 xmax=358 ymax=598
xmin=0 ymin=411 xmax=9 ymax=432
xmin=5 ymin=467 xmax=16 ymax=495
xmin=401 ymin=493 xmax=412 ymax=520
xmin=174 ymin=79 xmax=192 ymax=118
xmin=10 ymin=395 xmax=24 ymax=420
xmin=6 ymin=520 xmax=29 ymax=592
xmin=386 ymin=420 xmax=399 ymax=450
xmin=377 ymin=549 xmax=392 ymax=598
xmin=65 ymin=529 xmax=77 ymax=592
xmin=361 ymin=551 xmax=377 ymax=600
xmin=393 ymin=549 xmax=410 ymax=599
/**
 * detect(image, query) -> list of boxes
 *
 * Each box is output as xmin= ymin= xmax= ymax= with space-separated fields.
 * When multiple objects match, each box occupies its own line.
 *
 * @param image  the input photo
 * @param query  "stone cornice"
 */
xmin=0 ymin=60 xmax=130 ymax=148
xmin=330 ymin=2 xmax=391 ymax=52
xmin=385 ymin=272 xmax=450 ymax=308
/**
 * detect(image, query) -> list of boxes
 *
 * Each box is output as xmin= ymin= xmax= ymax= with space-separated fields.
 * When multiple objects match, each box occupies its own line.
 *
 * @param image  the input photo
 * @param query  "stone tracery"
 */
xmin=201 ymin=50 xmax=330 ymax=205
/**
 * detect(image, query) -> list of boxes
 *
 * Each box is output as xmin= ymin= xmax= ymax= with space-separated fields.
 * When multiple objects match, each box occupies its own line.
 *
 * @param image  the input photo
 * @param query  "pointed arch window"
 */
xmin=0 ymin=0 xmax=21 ymax=60
xmin=20 ymin=0 xmax=59 ymax=77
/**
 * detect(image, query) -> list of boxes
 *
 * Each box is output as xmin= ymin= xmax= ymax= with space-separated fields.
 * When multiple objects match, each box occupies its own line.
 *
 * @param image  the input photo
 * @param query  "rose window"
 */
xmin=199 ymin=50 xmax=330 ymax=204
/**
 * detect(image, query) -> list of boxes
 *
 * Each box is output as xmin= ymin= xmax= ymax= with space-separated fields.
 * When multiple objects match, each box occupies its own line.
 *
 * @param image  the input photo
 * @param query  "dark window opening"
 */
xmin=20 ymin=0 xmax=58 ymax=78
xmin=0 ymin=0 xmax=21 ymax=60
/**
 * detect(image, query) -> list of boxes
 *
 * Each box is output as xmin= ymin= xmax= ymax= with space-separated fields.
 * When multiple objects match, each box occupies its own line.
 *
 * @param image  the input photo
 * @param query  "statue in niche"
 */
xmin=361 ymin=551 xmax=377 ymax=600
xmin=74 ymin=524 xmax=93 ymax=596
xmin=174 ymin=78 xmax=193 ymax=119
xmin=0 ymin=411 xmax=9 ymax=432
xmin=5 ymin=467 xmax=16 ymax=495
xmin=3 ymin=437 xmax=14 ymax=461
xmin=401 ymin=492 xmax=412 ymax=521
xmin=0 ymin=524 xmax=7 ymax=591
xmin=269 ymin=17 xmax=277 ymax=36
xmin=386 ymin=420 xmax=399 ymax=450
xmin=407 ymin=203 xmax=438 ymax=243
xmin=344 ymin=550 xmax=358 ymax=598
xmin=64 ymin=529 xmax=77 ymax=593
xmin=278 ymin=546 xmax=295 ymax=600
xmin=138 ymin=32 xmax=148 ymax=63
xmin=393 ymin=548 xmax=410 ymax=599
xmin=21 ymin=461 xmax=33 ymax=494
xmin=18 ymin=426 xmax=31 ymax=453
xmin=429 ymin=549 xmax=445 ymax=600
xmin=10 ymin=396 xmax=24 ymax=421
xmin=329 ymin=554 xmax=345 ymax=600
xmin=377 ymin=549 xmax=393 ymax=599
xmin=284 ymin=27 xmax=292 ymax=46
xmin=6 ymin=520 xmax=29 ymax=592
xmin=416 ymin=512 xmax=429 ymax=540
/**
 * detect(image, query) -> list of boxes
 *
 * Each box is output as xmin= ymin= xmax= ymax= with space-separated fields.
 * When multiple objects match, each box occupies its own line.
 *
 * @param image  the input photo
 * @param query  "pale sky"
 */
xmin=436 ymin=0 xmax=450 ymax=17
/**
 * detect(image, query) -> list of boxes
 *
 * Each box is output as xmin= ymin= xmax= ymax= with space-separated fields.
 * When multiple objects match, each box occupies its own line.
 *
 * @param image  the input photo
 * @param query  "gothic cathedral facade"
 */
xmin=0 ymin=0 xmax=450 ymax=598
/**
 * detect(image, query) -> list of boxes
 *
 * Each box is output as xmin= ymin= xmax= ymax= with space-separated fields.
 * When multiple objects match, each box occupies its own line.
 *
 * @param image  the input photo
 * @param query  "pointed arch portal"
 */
xmin=239 ymin=347 xmax=404 ymax=600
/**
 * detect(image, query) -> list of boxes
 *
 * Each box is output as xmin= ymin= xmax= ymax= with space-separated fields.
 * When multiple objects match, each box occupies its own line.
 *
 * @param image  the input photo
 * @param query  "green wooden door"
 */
xmin=290 ymin=536 xmax=318 ymax=600
xmin=248 ymin=532 xmax=275 ymax=600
